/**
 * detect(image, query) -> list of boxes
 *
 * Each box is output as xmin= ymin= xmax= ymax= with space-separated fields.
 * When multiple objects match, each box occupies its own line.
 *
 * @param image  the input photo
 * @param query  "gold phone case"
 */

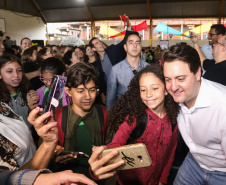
xmin=99 ymin=143 xmax=152 ymax=171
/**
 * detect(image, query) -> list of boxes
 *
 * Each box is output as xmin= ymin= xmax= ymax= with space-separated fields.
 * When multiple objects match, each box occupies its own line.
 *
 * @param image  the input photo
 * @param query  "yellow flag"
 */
xmin=99 ymin=24 xmax=124 ymax=37
xmin=177 ymin=22 xmax=212 ymax=37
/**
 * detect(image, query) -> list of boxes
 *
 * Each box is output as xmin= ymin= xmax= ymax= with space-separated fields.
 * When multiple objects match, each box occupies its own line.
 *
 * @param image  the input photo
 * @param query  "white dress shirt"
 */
xmin=177 ymin=78 xmax=226 ymax=172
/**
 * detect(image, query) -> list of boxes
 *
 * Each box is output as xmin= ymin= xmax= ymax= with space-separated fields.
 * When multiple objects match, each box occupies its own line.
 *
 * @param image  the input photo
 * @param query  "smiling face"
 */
xmin=21 ymin=38 xmax=32 ymax=51
xmin=91 ymin=39 xmax=105 ymax=53
xmin=208 ymin=28 xmax=221 ymax=45
xmin=74 ymin=48 xmax=84 ymax=59
xmin=140 ymin=73 xmax=166 ymax=115
xmin=85 ymin=46 xmax=94 ymax=57
xmin=163 ymin=60 xmax=201 ymax=109
xmin=124 ymin=34 xmax=142 ymax=58
xmin=65 ymin=79 xmax=97 ymax=117
xmin=70 ymin=51 xmax=81 ymax=67
xmin=0 ymin=61 xmax=23 ymax=94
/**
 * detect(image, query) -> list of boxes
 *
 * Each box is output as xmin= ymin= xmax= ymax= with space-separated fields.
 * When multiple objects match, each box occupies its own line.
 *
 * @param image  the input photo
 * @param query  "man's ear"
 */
xmin=196 ymin=67 xmax=202 ymax=81
xmin=64 ymin=87 xmax=71 ymax=97
xmin=124 ymin=44 xmax=127 ymax=52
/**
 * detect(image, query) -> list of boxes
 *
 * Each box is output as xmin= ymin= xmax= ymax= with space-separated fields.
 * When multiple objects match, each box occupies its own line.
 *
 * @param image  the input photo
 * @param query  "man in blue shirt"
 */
xmin=106 ymin=32 xmax=149 ymax=109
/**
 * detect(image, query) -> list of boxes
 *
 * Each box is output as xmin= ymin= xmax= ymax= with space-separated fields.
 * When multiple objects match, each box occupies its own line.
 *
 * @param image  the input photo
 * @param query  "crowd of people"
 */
xmin=0 ymin=23 xmax=225 ymax=185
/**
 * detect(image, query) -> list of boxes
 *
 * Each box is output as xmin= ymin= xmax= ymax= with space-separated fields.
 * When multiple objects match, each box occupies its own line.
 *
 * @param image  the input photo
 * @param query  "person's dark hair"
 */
xmin=89 ymin=37 xmax=98 ymax=48
xmin=11 ymin=45 xmax=19 ymax=50
xmin=65 ymin=62 xmax=99 ymax=89
xmin=162 ymin=45 xmax=201 ymax=75
xmin=20 ymin=37 xmax=31 ymax=45
xmin=37 ymin=47 xmax=48 ymax=64
xmin=6 ymin=36 xmax=10 ymax=40
xmin=211 ymin=24 xmax=226 ymax=35
xmin=125 ymin=31 xmax=141 ymax=43
xmin=41 ymin=57 xmax=66 ymax=75
xmin=0 ymin=30 xmax=3 ymax=37
xmin=62 ymin=50 xmax=73 ymax=66
xmin=0 ymin=54 xmax=30 ymax=104
xmin=108 ymin=64 xmax=179 ymax=132
xmin=21 ymin=47 xmax=35 ymax=63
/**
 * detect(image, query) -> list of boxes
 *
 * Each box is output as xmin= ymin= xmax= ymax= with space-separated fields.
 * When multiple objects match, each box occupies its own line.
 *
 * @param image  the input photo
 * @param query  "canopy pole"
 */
xmin=147 ymin=0 xmax=152 ymax=46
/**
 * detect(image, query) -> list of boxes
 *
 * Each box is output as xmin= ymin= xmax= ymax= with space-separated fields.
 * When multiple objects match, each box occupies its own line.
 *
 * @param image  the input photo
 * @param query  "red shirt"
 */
xmin=107 ymin=108 xmax=178 ymax=185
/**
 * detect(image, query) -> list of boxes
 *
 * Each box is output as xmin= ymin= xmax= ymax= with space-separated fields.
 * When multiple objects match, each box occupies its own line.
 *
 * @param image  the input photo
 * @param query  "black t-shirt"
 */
xmin=203 ymin=59 xmax=226 ymax=86
xmin=23 ymin=60 xmax=44 ymax=90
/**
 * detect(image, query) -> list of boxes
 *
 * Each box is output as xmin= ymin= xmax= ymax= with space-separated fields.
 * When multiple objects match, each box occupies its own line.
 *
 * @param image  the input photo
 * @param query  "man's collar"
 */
xmin=124 ymin=57 xmax=142 ymax=69
xmin=179 ymin=78 xmax=211 ymax=112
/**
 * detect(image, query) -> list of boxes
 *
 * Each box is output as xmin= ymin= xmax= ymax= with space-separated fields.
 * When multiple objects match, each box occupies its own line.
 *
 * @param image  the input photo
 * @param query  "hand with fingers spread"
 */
xmin=88 ymin=146 xmax=124 ymax=180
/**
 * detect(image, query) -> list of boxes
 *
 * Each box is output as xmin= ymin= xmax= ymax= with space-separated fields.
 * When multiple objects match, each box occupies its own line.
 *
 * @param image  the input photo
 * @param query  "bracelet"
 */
xmin=17 ymin=169 xmax=35 ymax=185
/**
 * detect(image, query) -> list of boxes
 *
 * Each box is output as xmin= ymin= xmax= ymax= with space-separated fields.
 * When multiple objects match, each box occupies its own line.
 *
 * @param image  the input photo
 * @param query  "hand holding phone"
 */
xmin=42 ymin=75 xmax=67 ymax=115
xmin=99 ymin=143 xmax=152 ymax=171
xmin=60 ymin=151 xmax=89 ymax=158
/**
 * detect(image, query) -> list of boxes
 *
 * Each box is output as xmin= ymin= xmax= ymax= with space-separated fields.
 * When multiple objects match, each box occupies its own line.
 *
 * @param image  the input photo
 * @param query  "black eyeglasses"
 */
xmin=213 ymin=41 xmax=225 ymax=47
xmin=208 ymin=33 xmax=219 ymax=37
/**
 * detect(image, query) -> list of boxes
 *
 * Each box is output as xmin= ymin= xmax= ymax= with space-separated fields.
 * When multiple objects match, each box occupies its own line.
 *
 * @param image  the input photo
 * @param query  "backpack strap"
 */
xmin=126 ymin=113 xmax=147 ymax=145
xmin=55 ymin=106 xmax=68 ymax=147
xmin=94 ymin=104 xmax=108 ymax=144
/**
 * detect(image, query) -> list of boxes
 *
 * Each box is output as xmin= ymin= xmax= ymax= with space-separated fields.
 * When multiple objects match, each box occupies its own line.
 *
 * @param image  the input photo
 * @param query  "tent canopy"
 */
xmin=0 ymin=0 xmax=225 ymax=24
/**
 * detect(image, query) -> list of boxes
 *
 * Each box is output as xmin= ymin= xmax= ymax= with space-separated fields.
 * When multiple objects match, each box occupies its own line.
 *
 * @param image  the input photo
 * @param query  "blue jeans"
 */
xmin=174 ymin=152 xmax=226 ymax=185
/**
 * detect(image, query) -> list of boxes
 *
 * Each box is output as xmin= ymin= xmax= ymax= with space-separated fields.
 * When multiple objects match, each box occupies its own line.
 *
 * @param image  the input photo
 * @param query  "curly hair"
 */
xmin=108 ymin=64 xmax=179 ymax=132
xmin=0 ymin=54 xmax=30 ymax=104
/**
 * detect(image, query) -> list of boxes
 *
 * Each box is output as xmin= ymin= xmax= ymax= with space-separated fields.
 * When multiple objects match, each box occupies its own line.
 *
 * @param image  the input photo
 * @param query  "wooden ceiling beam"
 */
xmin=26 ymin=0 xmax=47 ymax=24
xmin=218 ymin=0 xmax=224 ymax=24
xmin=83 ymin=0 xmax=94 ymax=22
xmin=40 ymin=0 xmax=219 ymax=11
xmin=4 ymin=0 xmax=7 ymax=10
xmin=147 ymin=0 xmax=153 ymax=46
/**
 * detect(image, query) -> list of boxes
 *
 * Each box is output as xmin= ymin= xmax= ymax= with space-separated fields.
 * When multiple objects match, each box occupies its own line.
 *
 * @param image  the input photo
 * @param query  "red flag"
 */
xmin=132 ymin=21 xmax=149 ymax=31
xmin=119 ymin=15 xmax=130 ymax=26
xmin=224 ymin=23 xmax=226 ymax=29
xmin=108 ymin=21 xmax=149 ymax=38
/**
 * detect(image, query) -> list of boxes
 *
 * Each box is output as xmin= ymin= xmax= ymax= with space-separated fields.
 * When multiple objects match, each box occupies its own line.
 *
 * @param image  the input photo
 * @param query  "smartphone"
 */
xmin=60 ymin=151 xmax=89 ymax=158
xmin=99 ymin=143 xmax=152 ymax=171
xmin=42 ymin=75 xmax=67 ymax=115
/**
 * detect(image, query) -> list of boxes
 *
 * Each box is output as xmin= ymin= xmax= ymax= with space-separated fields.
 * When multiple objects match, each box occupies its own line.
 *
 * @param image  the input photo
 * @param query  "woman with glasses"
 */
xmin=36 ymin=57 xmax=71 ymax=109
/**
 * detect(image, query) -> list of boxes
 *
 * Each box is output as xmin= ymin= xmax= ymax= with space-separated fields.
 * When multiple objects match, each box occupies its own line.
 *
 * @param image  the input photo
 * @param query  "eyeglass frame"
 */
xmin=39 ymin=76 xmax=53 ymax=83
xmin=213 ymin=41 xmax=225 ymax=47
xmin=208 ymin=33 xmax=219 ymax=37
